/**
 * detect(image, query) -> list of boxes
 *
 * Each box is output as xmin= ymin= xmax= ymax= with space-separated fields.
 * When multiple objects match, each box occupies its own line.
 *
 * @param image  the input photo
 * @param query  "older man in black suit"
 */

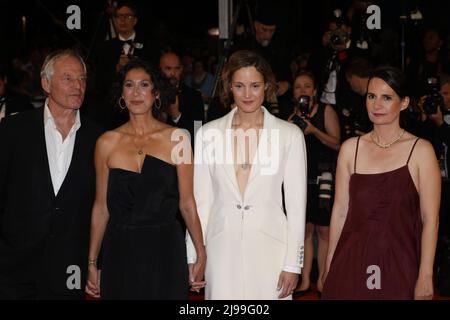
xmin=0 ymin=49 xmax=103 ymax=299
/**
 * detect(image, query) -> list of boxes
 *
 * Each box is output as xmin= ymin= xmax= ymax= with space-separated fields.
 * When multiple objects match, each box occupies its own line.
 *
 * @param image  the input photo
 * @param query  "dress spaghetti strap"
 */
xmin=406 ymin=138 xmax=420 ymax=165
xmin=354 ymin=136 xmax=361 ymax=174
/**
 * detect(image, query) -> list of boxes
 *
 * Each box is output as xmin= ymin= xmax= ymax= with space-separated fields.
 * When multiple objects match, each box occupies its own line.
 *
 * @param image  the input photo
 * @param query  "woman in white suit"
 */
xmin=189 ymin=50 xmax=307 ymax=300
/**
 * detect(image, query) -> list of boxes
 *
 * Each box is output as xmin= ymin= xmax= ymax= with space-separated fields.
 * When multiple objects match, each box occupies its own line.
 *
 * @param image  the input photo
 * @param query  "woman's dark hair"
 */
xmin=220 ymin=50 xmax=277 ymax=107
xmin=113 ymin=58 xmax=177 ymax=119
xmin=368 ymin=66 xmax=409 ymax=99
xmin=293 ymin=70 xmax=317 ymax=89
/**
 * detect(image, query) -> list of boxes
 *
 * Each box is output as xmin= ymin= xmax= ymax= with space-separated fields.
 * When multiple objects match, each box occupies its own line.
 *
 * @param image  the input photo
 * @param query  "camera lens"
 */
xmin=298 ymin=95 xmax=310 ymax=116
xmin=423 ymin=78 xmax=444 ymax=115
xmin=330 ymin=34 xmax=341 ymax=45
xmin=318 ymin=172 xmax=333 ymax=210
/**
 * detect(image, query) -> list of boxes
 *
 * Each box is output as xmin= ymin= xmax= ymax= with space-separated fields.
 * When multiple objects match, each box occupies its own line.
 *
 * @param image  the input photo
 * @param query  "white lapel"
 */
xmin=247 ymin=107 xmax=275 ymax=186
xmin=221 ymin=107 xmax=242 ymax=201
xmin=219 ymin=106 xmax=276 ymax=201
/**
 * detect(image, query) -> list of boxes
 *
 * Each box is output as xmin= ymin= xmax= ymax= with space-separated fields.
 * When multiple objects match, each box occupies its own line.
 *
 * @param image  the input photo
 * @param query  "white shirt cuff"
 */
xmin=283 ymin=265 xmax=301 ymax=274
xmin=187 ymin=256 xmax=196 ymax=264
xmin=186 ymin=231 xmax=197 ymax=264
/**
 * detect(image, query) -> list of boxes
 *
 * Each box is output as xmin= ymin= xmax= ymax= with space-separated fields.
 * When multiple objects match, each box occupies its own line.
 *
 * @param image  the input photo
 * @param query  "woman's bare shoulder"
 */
xmin=96 ymin=129 xmax=125 ymax=154
xmin=410 ymin=136 xmax=435 ymax=159
xmin=340 ymin=136 xmax=361 ymax=154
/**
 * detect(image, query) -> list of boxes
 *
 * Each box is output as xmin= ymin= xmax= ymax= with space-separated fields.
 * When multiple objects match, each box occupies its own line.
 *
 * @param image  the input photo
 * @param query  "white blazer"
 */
xmin=188 ymin=107 xmax=307 ymax=300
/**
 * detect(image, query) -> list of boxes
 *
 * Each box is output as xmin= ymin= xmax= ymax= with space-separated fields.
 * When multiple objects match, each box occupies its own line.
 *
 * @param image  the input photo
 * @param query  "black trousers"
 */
xmin=0 ymin=274 xmax=85 ymax=300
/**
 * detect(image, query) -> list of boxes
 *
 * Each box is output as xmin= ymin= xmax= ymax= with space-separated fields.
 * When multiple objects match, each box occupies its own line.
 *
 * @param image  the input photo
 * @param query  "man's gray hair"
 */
xmin=40 ymin=49 xmax=87 ymax=82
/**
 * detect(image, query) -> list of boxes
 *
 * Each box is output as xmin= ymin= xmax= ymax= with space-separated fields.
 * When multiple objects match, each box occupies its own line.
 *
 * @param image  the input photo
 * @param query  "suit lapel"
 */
xmin=56 ymin=120 xmax=85 ymax=198
xmin=221 ymin=108 xmax=242 ymax=201
xmin=35 ymin=107 xmax=56 ymax=200
xmin=220 ymin=107 xmax=275 ymax=200
xmin=247 ymin=107 xmax=275 ymax=187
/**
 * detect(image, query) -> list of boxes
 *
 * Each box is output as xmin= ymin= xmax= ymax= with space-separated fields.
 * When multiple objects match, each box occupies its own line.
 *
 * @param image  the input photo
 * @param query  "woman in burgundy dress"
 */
xmin=322 ymin=66 xmax=440 ymax=300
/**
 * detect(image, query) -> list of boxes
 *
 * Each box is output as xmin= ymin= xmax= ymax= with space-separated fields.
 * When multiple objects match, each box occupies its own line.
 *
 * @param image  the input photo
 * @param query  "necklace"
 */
xmin=132 ymin=135 xmax=150 ymax=156
xmin=241 ymin=162 xmax=250 ymax=170
xmin=133 ymin=139 xmax=144 ymax=155
xmin=238 ymin=145 xmax=251 ymax=170
xmin=370 ymin=129 xmax=405 ymax=149
xmin=233 ymin=110 xmax=263 ymax=171
xmin=127 ymin=123 xmax=151 ymax=156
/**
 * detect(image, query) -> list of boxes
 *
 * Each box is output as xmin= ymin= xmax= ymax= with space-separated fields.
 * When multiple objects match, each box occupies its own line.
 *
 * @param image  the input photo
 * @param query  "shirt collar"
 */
xmin=44 ymin=99 xmax=81 ymax=132
xmin=346 ymin=39 xmax=352 ymax=50
xmin=118 ymin=32 xmax=136 ymax=42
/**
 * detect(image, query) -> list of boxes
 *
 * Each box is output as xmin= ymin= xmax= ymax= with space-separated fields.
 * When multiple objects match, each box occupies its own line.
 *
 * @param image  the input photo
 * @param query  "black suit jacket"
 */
xmin=92 ymin=35 xmax=159 ymax=130
xmin=1 ymin=92 xmax=34 ymax=119
xmin=94 ymin=35 xmax=159 ymax=96
xmin=0 ymin=107 xmax=103 ymax=298
xmin=168 ymin=84 xmax=205 ymax=144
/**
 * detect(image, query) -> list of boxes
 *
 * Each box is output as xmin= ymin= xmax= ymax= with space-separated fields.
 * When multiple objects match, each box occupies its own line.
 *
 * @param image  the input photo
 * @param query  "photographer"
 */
xmin=407 ymin=27 xmax=449 ymax=99
xmin=159 ymin=51 xmax=205 ymax=145
xmin=415 ymin=74 xmax=450 ymax=294
xmin=288 ymin=71 xmax=340 ymax=297
xmin=231 ymin=1 xmax=292 ymax=117
xmin=93 ymin=1 xmax=159 ymax=129
xmin=342 ymin=57 xmax=374 ymax=140
xmin=416 ymin=76 xmax=450 ymax=183
xmin=437 ymin=76 xmax=450 ymax=237
xmin=308 ymin=10 xmax=370 ymax=140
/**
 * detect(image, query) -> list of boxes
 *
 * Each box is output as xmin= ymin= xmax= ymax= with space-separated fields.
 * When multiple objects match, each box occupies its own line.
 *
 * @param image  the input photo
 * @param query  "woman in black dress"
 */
xmin=85 ymin=59 xmax=206 ymax=299
xmin=288 ymin=71 xmax=341 ymax=297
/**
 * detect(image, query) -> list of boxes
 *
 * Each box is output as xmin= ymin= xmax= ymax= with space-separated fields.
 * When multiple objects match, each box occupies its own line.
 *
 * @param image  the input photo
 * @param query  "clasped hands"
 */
xmin=188 ymin=259 xmax=206 ymax=293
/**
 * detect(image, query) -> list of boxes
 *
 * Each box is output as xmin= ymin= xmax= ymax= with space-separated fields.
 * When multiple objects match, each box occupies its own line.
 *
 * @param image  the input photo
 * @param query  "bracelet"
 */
xmin=88 ymin=258 xmax=97 ymax=267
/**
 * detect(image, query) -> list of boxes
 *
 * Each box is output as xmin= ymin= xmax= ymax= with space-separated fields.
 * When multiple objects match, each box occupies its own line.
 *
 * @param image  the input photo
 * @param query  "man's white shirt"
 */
xmin=44 ymin=101 xmax=81 ymax=195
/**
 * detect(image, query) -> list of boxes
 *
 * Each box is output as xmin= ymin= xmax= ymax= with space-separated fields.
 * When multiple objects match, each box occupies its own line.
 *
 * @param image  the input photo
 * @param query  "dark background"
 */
xmin=0 ymin=0 xmax=449 ymax=65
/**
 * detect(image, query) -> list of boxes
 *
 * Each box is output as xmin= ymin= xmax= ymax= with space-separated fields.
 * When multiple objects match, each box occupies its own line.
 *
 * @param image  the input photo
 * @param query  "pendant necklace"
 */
xmin=241 ymin=161 xmax=250 ymax=171
xmin=132 ymin=136 xmax=148 ymax=156
xmin=233 ymin=110 xmax=263 ymax=170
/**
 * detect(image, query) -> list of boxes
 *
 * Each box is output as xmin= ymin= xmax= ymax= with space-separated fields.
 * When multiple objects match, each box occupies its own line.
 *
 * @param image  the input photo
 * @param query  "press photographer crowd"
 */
xmin=0 ymin=0 xmax=450 ymax=300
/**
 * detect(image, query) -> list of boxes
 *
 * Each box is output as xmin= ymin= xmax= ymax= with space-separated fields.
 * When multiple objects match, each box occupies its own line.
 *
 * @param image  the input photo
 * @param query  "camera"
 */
xmin=330 ymin=28 xmax=349 ymax=48
xmin=292 ymin=115 xmax=308 ymax=131
xmin=328 ymin=8 xmax=349 ymax=50
xmin=318 ymin=172 xmax=333 ymax=211
xmin=298 ymin=95 xmax=310 ymax=115
xmin=423 ymin=77 xmax=444 ymax=115
xmin=291 ymin=95 xmax=310 ymax=131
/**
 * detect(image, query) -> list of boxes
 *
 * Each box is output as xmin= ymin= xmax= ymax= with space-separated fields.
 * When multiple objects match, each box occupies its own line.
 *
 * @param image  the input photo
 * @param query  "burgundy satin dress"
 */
xmin=322 ymin=138 xmax=422 ymax=300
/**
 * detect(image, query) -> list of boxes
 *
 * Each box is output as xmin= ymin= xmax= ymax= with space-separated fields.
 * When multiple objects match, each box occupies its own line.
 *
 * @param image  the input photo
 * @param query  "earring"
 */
xmin=154 ymin=98 xmax=161 ymax=110
xmin=118 ymin=96 xmax=127 ymax=110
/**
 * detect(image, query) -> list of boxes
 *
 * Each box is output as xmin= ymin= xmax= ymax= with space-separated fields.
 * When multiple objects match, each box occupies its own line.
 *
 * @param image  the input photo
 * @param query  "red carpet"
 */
xmin=188 ymin=283 xmax=450 ymax=300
